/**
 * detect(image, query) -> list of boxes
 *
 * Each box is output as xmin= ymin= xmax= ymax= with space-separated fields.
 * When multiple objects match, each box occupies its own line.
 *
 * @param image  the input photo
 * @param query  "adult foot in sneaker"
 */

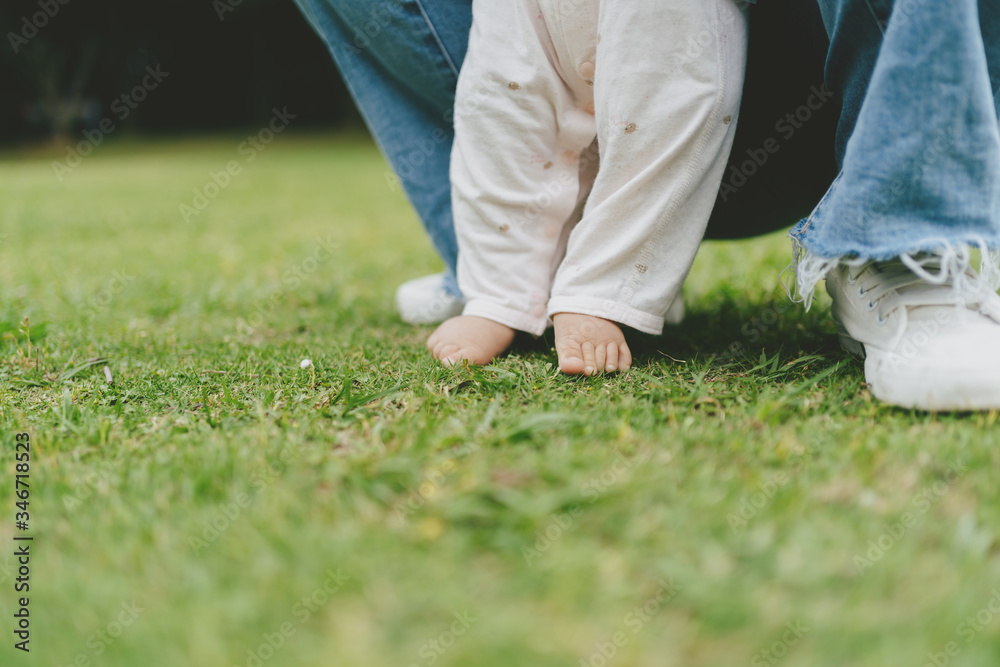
xmin=396 ymin=274 xmax=465 ymax=325
xmin=826 ymin=257 xmax=1000 ymax=410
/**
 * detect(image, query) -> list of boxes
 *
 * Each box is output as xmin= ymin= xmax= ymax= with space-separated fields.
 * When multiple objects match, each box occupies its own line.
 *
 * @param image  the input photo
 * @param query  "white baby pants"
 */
xmin=452 ymin=0 xmax=749 ymax=335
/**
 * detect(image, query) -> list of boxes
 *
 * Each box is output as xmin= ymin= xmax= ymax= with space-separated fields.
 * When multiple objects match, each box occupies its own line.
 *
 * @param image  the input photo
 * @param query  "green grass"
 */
xmin=2 ymin=132 xmax=1000 ymax=667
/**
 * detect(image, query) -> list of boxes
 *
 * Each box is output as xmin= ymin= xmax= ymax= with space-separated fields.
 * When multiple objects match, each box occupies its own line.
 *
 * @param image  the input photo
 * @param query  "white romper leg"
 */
xmin=451 ymin=0 xmax=597 ymax=336
xmin=451 ymin=0 xmax=748 ymax=336
xmin=547 ymin=0 xmax=749 ymax=334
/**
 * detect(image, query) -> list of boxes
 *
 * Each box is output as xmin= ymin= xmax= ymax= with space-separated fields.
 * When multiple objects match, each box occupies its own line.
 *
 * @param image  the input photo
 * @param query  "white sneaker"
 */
xmin=395 ymin=273 xmax=465 ymax=325
xmin=826 ymin=258 xmax=1000 ymax=410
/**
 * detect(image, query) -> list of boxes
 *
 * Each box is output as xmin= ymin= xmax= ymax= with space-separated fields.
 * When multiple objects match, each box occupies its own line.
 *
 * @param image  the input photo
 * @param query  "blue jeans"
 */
xmin=293 ymin=0 xmax=472 ymax=297
xmin=792 ymin=0 xmax=1000 ymax=262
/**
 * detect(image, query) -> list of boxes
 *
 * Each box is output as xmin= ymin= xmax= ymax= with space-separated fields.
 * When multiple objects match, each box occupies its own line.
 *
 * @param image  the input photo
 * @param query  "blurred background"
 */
xmin=0 ymin=0 xmax=356 ymax=147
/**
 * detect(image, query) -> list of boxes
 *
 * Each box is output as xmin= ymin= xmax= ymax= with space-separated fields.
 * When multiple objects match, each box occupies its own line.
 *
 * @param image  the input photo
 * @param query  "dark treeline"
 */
xmin=0 ymin=0 xmax=356 ymax=146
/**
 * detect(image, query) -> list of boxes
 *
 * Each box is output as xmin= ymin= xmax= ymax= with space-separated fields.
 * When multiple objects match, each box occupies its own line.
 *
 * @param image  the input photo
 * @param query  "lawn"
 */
xmin=1 ymin=132 xmax=999 ymax=667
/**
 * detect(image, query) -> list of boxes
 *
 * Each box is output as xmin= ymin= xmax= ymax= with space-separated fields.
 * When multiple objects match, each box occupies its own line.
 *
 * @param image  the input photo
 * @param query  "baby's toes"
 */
xmin=617 ymin=342 xmax=633 ymax=372
xmin=433 ymin=341 xmax=475 ymax=365
xmin=604 ymin=342 xmax=619 ymax=373
xmin=557 ymin=339 xmax=587 ymax=375
xmin=581 ymin=341 xmax=598 ymax=376
xmin=431 ymin=341 xmax=459 ymax=363
xmin=593 ymin=342 xmax=608 ymax=375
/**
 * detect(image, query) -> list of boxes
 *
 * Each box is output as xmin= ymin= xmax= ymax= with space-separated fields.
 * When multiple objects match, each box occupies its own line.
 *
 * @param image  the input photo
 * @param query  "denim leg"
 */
xmin=789 ymin=0 xmax=1000 ymax=302
xmin=813 ymin=0 xmax=887 ymax=165
xmin=294 ymin=0 xmax=472 ymax=296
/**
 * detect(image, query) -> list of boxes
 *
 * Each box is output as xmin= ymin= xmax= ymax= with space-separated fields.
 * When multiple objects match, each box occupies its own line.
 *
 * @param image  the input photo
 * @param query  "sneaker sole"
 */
xmin=837 ymin=331 xmax=1000 ymax=410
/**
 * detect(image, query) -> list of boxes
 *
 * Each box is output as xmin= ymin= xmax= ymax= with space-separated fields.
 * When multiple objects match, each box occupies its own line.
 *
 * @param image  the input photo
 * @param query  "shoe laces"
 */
xmin=846 ymin=256 xmax=1000 ymax=327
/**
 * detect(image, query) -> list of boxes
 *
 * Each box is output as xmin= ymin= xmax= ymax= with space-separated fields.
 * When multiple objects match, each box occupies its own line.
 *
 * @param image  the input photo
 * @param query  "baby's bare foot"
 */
xmin=427 ymin=316 xmax=516 ymax=366
xmin=553 ymin=313 xmax=632 ymax=376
